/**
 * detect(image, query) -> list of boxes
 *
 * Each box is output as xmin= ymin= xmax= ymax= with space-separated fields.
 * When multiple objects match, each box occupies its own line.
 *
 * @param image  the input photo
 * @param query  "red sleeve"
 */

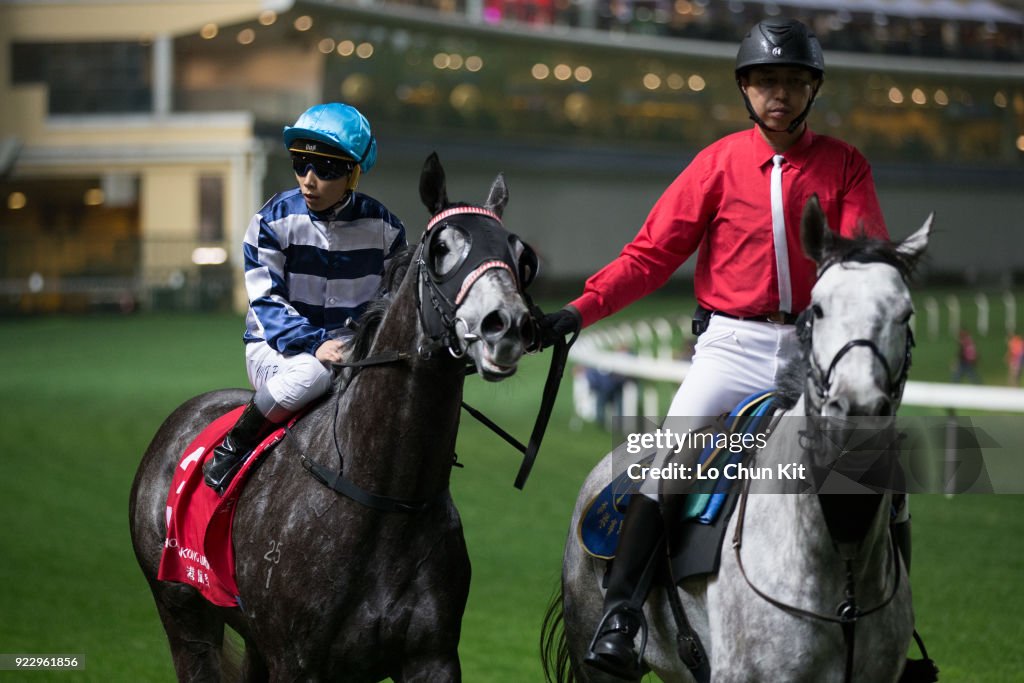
xmin=570 ymin=160 xmax=714 ymax=327
xmin=837 ymin=150 xmax=888 ymax=240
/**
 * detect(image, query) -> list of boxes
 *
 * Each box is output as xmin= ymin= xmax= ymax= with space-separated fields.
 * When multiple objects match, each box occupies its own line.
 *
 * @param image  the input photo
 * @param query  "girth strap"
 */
xmin=301 ymin=456 xmax=442 ymax=514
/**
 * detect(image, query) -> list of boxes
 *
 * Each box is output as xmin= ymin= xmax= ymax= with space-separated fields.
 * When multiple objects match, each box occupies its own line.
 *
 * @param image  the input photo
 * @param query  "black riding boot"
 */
xmin=203 ymin=400 xmax=272 ymax=493
xmin=584 ymin=494 xmax=664 ymax=680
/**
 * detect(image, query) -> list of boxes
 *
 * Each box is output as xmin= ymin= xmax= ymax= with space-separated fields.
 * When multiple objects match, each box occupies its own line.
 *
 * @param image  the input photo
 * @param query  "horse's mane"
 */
xmin=347 ymin=247 xmax=415 ymax=363
xmin=774 ymin=232 xmax=920 ymax=410
xmin=819 ymin=230 xmax=920 ymax=282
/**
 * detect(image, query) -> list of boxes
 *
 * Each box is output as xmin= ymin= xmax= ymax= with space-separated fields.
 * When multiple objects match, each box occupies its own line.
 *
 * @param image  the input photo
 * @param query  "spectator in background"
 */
xmin=952 ymin=328 xmax=981 ymax=384
xmin=1006 ymin=332 xmax=1023 ymax=386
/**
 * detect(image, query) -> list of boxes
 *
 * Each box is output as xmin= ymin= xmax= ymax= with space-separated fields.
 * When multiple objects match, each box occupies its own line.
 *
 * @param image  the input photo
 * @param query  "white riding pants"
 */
xmin=640 ymin=315 xmax=799 ymax=496
xmin=244 ymin=341 xmax=334 ymax=422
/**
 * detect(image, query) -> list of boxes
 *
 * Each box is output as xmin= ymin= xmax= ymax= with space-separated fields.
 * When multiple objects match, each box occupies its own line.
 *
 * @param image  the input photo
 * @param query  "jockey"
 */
xmin=203 ymin=103 xmax=407 ymax=492
xmin=541 ymin=19 xmax=898 ymax=680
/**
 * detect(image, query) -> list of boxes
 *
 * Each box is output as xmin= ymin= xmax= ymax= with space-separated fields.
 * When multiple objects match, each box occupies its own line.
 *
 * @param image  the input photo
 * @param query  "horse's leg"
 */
xmin=395 ymin=651 xmax=461 ymax=683
xmin=150 ymin=581 xmax=227 ymax=682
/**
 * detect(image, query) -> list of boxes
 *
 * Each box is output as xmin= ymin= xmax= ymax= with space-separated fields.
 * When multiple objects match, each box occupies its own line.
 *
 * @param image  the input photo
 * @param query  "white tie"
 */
xmin=770 ymin=154 xmax=792 ymax=313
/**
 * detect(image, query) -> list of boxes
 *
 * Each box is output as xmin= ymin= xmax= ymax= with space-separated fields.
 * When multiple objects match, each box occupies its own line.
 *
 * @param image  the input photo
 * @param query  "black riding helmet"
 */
xmin=735 ymin=19 xmax=825 ymax=134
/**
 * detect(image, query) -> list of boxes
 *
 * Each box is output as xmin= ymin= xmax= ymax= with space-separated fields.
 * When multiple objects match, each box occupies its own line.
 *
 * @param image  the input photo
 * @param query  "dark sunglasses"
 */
xmin=291 ymin=154 xmax=354 ymax=181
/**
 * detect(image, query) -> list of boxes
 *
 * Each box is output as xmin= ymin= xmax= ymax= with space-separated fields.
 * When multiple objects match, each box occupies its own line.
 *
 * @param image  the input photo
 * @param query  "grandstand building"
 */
xmin=2 ymin=0 xmax=1022 ymax=313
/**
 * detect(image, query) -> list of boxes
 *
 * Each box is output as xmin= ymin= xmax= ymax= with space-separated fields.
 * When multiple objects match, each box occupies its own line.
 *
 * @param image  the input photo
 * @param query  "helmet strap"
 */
xmin=738 ymin=80 xmax=821 ymax=135
xmin=346 ymin=165 xmax=362 ymax=193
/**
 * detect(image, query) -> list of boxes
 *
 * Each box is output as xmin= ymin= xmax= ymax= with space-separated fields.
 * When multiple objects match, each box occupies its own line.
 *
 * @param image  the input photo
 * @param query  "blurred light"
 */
xmin=574 ymin=66 xmax=592 ymax=83
xmin=688 ymin=74 xmax=706 ymax=92
xmin=1017 ymin=135 xmax=1024 ymax=153
xmin=994 ymin=91 xmax=1008 ymax=108
xmin=341 ymin=73 xmax=372 ymax=103
xmin=532 ymin=63 xmax=550 ymax=80
xmin=934 ymin=89 xmax=949 ymax=106
xmin=7 ymin=191 xmax=26 ymax=210
xmin=666 ymin=73 xmax=685 ymax=90
xmin=355 ymin=42 xmax=374 ymax=59
xmin=318 ymin=38 xmax=336 ymax=54
xmin=553 ymin=64 xmax=572 ymax=81
xmin=28 ymin=272 xmax=44 ymax=293
xmin=677 ymin=0 xmax=694 ymax=15
xmin=192 ymin=247 xmax=228 ymax=265
xmin=564 ymin=92 xmax=592 ymax=126
xmin=643 ymin=73 xmax=661 ymax=90
xmin=338 ymin=40 xmax=355 ymax=57
xmin=448 ymin=53 xmax=464 ymax=70
xmin=450 ymin=83 xmax=481 ymax=111
xmin=258 ymin=10 xmax=277 ymax=26
xmin=200 ymin=23 xmax=218 ymax=40
xmin=237 ymin=28 xmax=255 ymax=45
xmin=83 ymin=188 xmax=104 ymax=206
xmin=465 ymin=55 xmax=484 ymax=72
xmin=433 ymin=53 xmax=450 ymax=69
xmin=294 ymin=15 xmax=313 ymax=31
xmin=911 ymin=88 xmax=927 ymax=105
xmin=888 ymin=87 xmax=904 ymax=104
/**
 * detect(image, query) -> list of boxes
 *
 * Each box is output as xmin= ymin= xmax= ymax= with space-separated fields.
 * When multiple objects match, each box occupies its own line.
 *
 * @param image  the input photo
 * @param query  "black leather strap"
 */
xmin=301 ymin=456 xmax=440 ymax=514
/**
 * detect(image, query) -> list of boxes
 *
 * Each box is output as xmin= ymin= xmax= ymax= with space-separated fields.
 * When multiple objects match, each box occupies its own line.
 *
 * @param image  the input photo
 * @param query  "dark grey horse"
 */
xmin=545 ymin=197 xmax=932 ymax=682
xmin=130 ymin=154 xmax=536 ymax=681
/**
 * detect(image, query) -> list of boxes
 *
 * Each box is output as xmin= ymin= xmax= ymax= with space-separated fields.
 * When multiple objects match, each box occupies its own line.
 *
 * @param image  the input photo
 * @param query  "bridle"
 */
xmin=799 ymin=261 xmax=915 ymax=418
xmin=733 ymin=260 xmax=913 ymax=683
xmin=415 ymin=206 xmax=537 ymax=359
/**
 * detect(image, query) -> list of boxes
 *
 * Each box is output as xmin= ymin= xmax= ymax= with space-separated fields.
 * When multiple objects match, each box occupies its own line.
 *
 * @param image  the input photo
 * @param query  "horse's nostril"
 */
xmin=481 ymin=310 xmax=509 ymax=342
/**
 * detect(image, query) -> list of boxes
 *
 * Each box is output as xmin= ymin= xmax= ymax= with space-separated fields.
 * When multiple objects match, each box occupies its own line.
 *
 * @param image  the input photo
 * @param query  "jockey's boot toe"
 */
xmin=584 ymin=609 xmax=644 ymax=680
xmin=202 ymin=444 xmax=247 ymax=493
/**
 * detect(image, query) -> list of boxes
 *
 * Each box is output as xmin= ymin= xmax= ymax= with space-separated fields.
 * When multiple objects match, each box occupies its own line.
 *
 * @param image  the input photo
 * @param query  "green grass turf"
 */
xmin=0 ymin=303 xmax=1021 ymax=681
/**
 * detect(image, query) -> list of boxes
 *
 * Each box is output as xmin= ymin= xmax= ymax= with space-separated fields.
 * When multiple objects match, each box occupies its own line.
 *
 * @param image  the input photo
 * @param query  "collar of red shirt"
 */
xmin=750 ymin=125 xmax=816 ymax=172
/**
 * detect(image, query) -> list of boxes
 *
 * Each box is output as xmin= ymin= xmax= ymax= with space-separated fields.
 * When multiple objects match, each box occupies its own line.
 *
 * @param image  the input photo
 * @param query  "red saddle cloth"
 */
xmin=156 ymin=406 xmax=290 ymax=607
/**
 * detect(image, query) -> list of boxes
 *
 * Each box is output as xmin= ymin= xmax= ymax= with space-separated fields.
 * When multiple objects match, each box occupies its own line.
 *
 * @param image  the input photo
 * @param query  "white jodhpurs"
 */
xmin=245 ymin=341 xmax=334 ymax=422
xmin=640 ymin=315 xmax=799 ymax=497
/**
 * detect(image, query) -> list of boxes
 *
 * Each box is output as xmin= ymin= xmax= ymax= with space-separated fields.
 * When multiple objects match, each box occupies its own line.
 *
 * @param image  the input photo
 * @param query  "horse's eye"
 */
xmin=812 ymin=304 xmax=824 ymax=319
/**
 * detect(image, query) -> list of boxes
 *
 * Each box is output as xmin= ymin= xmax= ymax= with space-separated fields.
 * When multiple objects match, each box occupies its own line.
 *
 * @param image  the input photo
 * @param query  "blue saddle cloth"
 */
xmin=579 ymin=390 xmax=776 ymax=560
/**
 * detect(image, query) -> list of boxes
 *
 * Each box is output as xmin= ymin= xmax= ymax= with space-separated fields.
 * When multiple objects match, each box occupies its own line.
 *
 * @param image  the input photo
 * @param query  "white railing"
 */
xmin=569 ymin=313 xmax=1024 ymax=421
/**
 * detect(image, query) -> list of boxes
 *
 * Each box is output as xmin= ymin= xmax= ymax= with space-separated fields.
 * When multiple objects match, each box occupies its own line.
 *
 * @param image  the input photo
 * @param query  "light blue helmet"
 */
xmin=283 ymin=103 xmax=377 ymax=174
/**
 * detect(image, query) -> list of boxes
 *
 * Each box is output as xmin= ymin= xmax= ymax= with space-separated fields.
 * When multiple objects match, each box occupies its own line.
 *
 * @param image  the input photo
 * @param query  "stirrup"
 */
xmin=584 ymin=608 xmax=647 ymax=679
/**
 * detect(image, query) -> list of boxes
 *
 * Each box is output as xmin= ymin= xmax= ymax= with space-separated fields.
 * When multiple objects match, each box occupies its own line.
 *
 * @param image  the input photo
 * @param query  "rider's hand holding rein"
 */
xmin=316 ymin=339 xmax=348 ymax=364
xmin=539 ymin=306 xmax=582 ymax=349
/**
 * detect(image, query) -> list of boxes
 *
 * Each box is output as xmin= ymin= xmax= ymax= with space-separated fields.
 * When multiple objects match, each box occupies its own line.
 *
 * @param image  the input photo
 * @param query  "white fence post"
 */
xmin=976 ymin=293 xmax=989 ymax=337
xmin=1005 ymin=292 xmax=1017 ymax=335
xmin=652 ymin=317 xmax=674 ymax=360
xmin=946 ymin=295 xmax=960 ymax=335
xmin=924 ymin=296 xmax=939 ymax=340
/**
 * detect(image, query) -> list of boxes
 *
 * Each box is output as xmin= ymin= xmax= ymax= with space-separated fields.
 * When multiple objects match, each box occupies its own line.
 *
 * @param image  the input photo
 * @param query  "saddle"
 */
xmin=578 ymin=390 xmax=777 ymax=579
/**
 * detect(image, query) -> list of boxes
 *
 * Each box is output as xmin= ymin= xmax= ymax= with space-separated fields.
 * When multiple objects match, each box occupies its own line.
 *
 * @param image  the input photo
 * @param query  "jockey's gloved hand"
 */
xmin=540 ymin=306 xmax=582 ymax=349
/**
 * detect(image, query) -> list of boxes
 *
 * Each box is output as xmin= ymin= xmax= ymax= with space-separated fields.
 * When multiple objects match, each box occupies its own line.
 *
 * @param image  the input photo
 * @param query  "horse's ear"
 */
xmin=419 ymin=152 xmax=449 ymax=215
xmin=895 ymin=213 xmax=932 ymax=262
xmin=800 ymin=194 xmax=833 ymax=264
xmin=484 ymin=172 xmax=509 ymax=218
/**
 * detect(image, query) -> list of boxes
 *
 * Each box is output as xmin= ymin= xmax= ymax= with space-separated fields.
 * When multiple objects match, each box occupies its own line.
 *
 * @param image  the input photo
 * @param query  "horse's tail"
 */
xmin=222 ymin=628 xmax=244 ymax=680
xmin=540 ymin=583 xmax=579 ymax=683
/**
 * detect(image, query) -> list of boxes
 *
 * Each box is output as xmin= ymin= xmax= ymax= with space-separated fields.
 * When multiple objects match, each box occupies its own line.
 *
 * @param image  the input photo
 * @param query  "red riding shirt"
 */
xmin=571 ymin=127 xmax=888 ymax=327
